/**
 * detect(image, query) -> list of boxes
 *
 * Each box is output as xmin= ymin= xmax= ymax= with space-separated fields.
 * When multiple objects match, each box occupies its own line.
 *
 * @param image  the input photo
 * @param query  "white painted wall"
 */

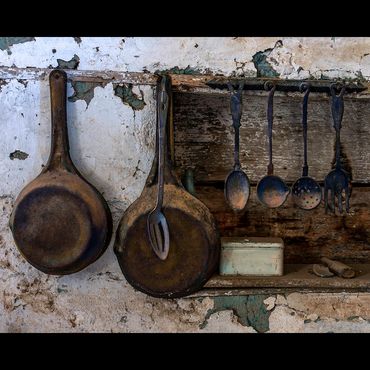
xmin=1 ymin=37 xmax=370 ymax=333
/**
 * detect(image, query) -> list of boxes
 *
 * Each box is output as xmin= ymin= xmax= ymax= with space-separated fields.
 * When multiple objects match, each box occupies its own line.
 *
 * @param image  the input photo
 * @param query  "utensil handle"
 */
xmin=301 ymin=83 xmax=310 ymax=177
xmin=266 ymin=83 xmax=276 ymax=175
xmin=45 ymin=69 xmax=75 ymax=172
xmin=183 ymin=168 xmax=196 ymax=196
xmin=228 ymin=82 xmax=244 ymax=171
xmin=156 ymin=76 xmax=169 ymax=209
xmin=330 ymin=85 xmax=345 ymax=169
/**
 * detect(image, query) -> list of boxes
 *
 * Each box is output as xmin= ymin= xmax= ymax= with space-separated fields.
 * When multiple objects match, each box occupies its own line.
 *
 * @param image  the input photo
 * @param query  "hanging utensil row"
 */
xmin=224 ymin=80 xmax=352 ymax=214
xmin=8 ymin=69 xmax=359 ymax=300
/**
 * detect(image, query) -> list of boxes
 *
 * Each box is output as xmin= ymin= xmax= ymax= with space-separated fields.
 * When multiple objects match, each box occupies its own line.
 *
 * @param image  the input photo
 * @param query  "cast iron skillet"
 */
xmin=114 ymin=75 xmax=220 ymax=298
xmin=9 ymin=69 xmax=112 ymax=275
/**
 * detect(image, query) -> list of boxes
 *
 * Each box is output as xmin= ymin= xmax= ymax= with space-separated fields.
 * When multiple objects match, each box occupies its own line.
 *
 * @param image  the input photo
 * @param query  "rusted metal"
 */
xmin=324 ymin=85 xmax=351 ymax=214
xmin=206 ymin=77 xmax=367 ymax=94
xmin=9 ymin=69 xmax=112 ymax=275
xmin=224 ymin=81 xmax=250 ymax=212
xmin=257 ymin=82 xmax=289 ymax=208
xmin=147 ymin=76 xmax=170 ymax=260
xmin=291 ymin=83 xmax=322 ymax=210
xmin=114 ymin=75 xmax=220 ymax=299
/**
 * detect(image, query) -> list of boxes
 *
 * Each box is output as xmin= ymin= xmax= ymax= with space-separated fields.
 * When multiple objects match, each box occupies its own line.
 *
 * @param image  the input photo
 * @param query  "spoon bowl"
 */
xmin=257 ymin=175 xmax=290 ymax=208
xmin=225 ymin=169 xmax=250 ymax=212
xmin=224 ymin=81 xmax=250 ymax=212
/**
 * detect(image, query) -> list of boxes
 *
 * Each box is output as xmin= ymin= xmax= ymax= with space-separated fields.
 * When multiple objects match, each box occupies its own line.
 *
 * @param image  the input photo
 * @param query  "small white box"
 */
xmin=220 ymin=237 xmax=284 ymax=276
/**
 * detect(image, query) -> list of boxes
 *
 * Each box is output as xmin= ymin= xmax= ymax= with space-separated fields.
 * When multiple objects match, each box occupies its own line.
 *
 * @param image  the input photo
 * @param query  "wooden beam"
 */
xmin=192 ymin=184 xmax=370 ymax=264
xmin=173 ymin=92 xmax=370 ymax=183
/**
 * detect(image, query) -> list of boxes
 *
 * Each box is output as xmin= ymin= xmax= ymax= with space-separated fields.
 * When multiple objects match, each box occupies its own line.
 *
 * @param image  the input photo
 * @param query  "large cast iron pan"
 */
xmin=114 ymin=75 xmax=220 ymax=298
xmin=9 ymin=69 xmax=112 ymax=275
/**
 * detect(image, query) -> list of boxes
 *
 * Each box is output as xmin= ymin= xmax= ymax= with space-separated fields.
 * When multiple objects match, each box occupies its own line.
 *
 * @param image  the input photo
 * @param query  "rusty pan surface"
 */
xmin=114 ymin=75 xmax=220 ymax=298
xmin=9 ymin=69 xmax=112 ymax=275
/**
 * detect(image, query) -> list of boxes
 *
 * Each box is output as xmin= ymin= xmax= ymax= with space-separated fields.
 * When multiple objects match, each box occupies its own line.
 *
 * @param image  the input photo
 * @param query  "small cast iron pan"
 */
xmin=9 ymin=69 xmax=112 ymax=275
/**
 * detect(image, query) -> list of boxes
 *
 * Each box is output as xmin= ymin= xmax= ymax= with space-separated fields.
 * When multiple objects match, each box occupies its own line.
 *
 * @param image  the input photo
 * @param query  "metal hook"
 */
xmin=227 ymin=81 xmax=234 ymax=93
xmin=299 ymin=82 xmax=310 ymax=93
xmin=264 ymin=80 xmax=275 ymax=91
xmin=330 ymin=82 xmax=345 ymax=97
xmin=228 ymin=80 xmax=245 ymax=95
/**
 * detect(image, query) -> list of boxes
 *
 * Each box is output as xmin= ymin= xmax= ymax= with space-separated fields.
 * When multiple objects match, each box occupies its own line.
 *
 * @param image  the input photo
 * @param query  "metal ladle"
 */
xmin=292 ymin=83 xmax=322 ymax=210
xmin=224 ymin=81 xmax=250 ymax=212
xmin=257 ymin=82 xmax=290 ymax=208
xmin=147 ymin=76 xmax=170 ymax=260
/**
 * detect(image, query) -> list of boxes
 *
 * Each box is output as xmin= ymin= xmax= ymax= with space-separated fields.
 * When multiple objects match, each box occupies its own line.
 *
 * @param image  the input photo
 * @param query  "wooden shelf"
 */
xmin=1 ymin=67 xmax=369 ymax=97
xmin=187 ymin=264 xmax=370 ymax=297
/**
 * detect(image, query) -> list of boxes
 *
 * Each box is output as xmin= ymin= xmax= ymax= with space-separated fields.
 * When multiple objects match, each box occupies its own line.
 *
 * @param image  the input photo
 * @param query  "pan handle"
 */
xmin=44 ymin=69 xmax=76 ymax=173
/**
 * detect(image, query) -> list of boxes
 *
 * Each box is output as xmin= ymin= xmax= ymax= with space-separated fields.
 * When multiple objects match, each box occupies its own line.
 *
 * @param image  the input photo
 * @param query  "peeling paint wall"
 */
xmin=1 ymin=37 xmax=370 ymax=332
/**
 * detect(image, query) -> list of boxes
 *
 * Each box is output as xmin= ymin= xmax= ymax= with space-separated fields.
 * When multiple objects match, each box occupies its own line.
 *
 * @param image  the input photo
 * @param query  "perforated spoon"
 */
xmin=292 ymin=83 xmax=322 ymax=210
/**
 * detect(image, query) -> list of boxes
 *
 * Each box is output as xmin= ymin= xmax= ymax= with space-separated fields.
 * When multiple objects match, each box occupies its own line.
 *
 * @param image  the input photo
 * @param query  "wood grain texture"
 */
xmin=191 ymin=184 xmax=370 ymax=264
xmin=204 ymin=264 xmax=370 ymax=290
xmin=173 ymin=92 xmax=370 ymax=183
xmin=192 ymin=262 xmax=370 ymax=296
xmin=188 ymin=264 xmax=370 ymax=296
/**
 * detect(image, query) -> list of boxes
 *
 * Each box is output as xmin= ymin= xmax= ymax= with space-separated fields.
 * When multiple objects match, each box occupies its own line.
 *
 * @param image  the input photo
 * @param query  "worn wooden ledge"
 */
xmin=0 ymin=67 xmax=158 ymax=85
xmin=1 ymin=67 xmax=370 ymax=97
xmin=186 ymin=264 xmax=370 ymax=297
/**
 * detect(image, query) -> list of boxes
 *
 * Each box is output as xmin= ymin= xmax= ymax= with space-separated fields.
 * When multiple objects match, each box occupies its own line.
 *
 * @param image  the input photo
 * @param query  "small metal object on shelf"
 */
xmin=220 ymin=237 xmax=284 ymax=276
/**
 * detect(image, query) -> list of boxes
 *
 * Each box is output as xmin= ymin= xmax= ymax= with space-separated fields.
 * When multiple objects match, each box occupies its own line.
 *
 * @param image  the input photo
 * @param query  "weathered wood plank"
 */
xmin=204 ymin=264 xmax=370 ymax=289
xmin=192 ymin=184 xmax=370 ymax=264
xmin=0 ymin=66 xmax=158 ymax=85
xmin=2 ymin=67 xmax=370 ymax=95
xmin=173 ymin=92 xmax=370 ymax=183
xmin=187 ymin=286 xmax=370 ymax=297
xmin=171 ymin=74 xmax=370 ymax=96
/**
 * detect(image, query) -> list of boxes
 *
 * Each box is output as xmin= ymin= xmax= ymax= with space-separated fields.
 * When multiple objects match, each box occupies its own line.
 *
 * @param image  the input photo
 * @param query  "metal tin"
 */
xmin=220 ymin=237 xmax=284 ymax=276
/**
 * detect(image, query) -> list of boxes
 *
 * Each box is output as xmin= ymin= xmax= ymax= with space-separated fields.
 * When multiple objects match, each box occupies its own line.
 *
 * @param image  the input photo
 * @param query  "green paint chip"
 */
xmin=113 ymin=83 xmax=146 ymax=111
xmin=57 ymin=54 xmax=80 ymax=70
xmin=155 ymin=65 xmax=202 ymax=75
xmin=200 ymin=295 xmax=272 ymax=333
xmin=0 ymin=37 xmax=35 ymax=54
xmin=252 ymin=50 xmax=280 ymax=78
xmin=68 ymin=81 xmax=105 ymax=107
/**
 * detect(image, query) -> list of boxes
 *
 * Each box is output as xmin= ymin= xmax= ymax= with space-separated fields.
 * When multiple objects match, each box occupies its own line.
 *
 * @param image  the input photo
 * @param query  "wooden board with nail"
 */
xmin=171 ymin=87 xmax=370 ymax=265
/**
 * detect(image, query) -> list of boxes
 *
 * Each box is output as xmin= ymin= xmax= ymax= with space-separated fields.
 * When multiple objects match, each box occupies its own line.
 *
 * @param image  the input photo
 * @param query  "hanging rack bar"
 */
xmin=206 ymin=77 xmax=367 ymax=94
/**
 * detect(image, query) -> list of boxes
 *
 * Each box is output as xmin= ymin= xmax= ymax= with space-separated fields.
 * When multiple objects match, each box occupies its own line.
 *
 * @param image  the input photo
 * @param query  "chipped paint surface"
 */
xmin=9 ymin=150 xmax=28 ymax=160
xmin=252 ymin=43 xmax=281 ymax=78
xmin=0 ymin=37 xmax=35 ymax=55
xmin=201 ymin=295 xmax=271 ymax=332
xmin=2 ymin=37 xmax=370 ymax=332
xmin=56 ymin=54 xmax=80 ymax=70
xmin=68 ymin=81 xmax=107 ymax=107
xmin=155 ymin=65 xmax=202 ymax=75
xmin=113 ymin=83 xmax=146 ymax=111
